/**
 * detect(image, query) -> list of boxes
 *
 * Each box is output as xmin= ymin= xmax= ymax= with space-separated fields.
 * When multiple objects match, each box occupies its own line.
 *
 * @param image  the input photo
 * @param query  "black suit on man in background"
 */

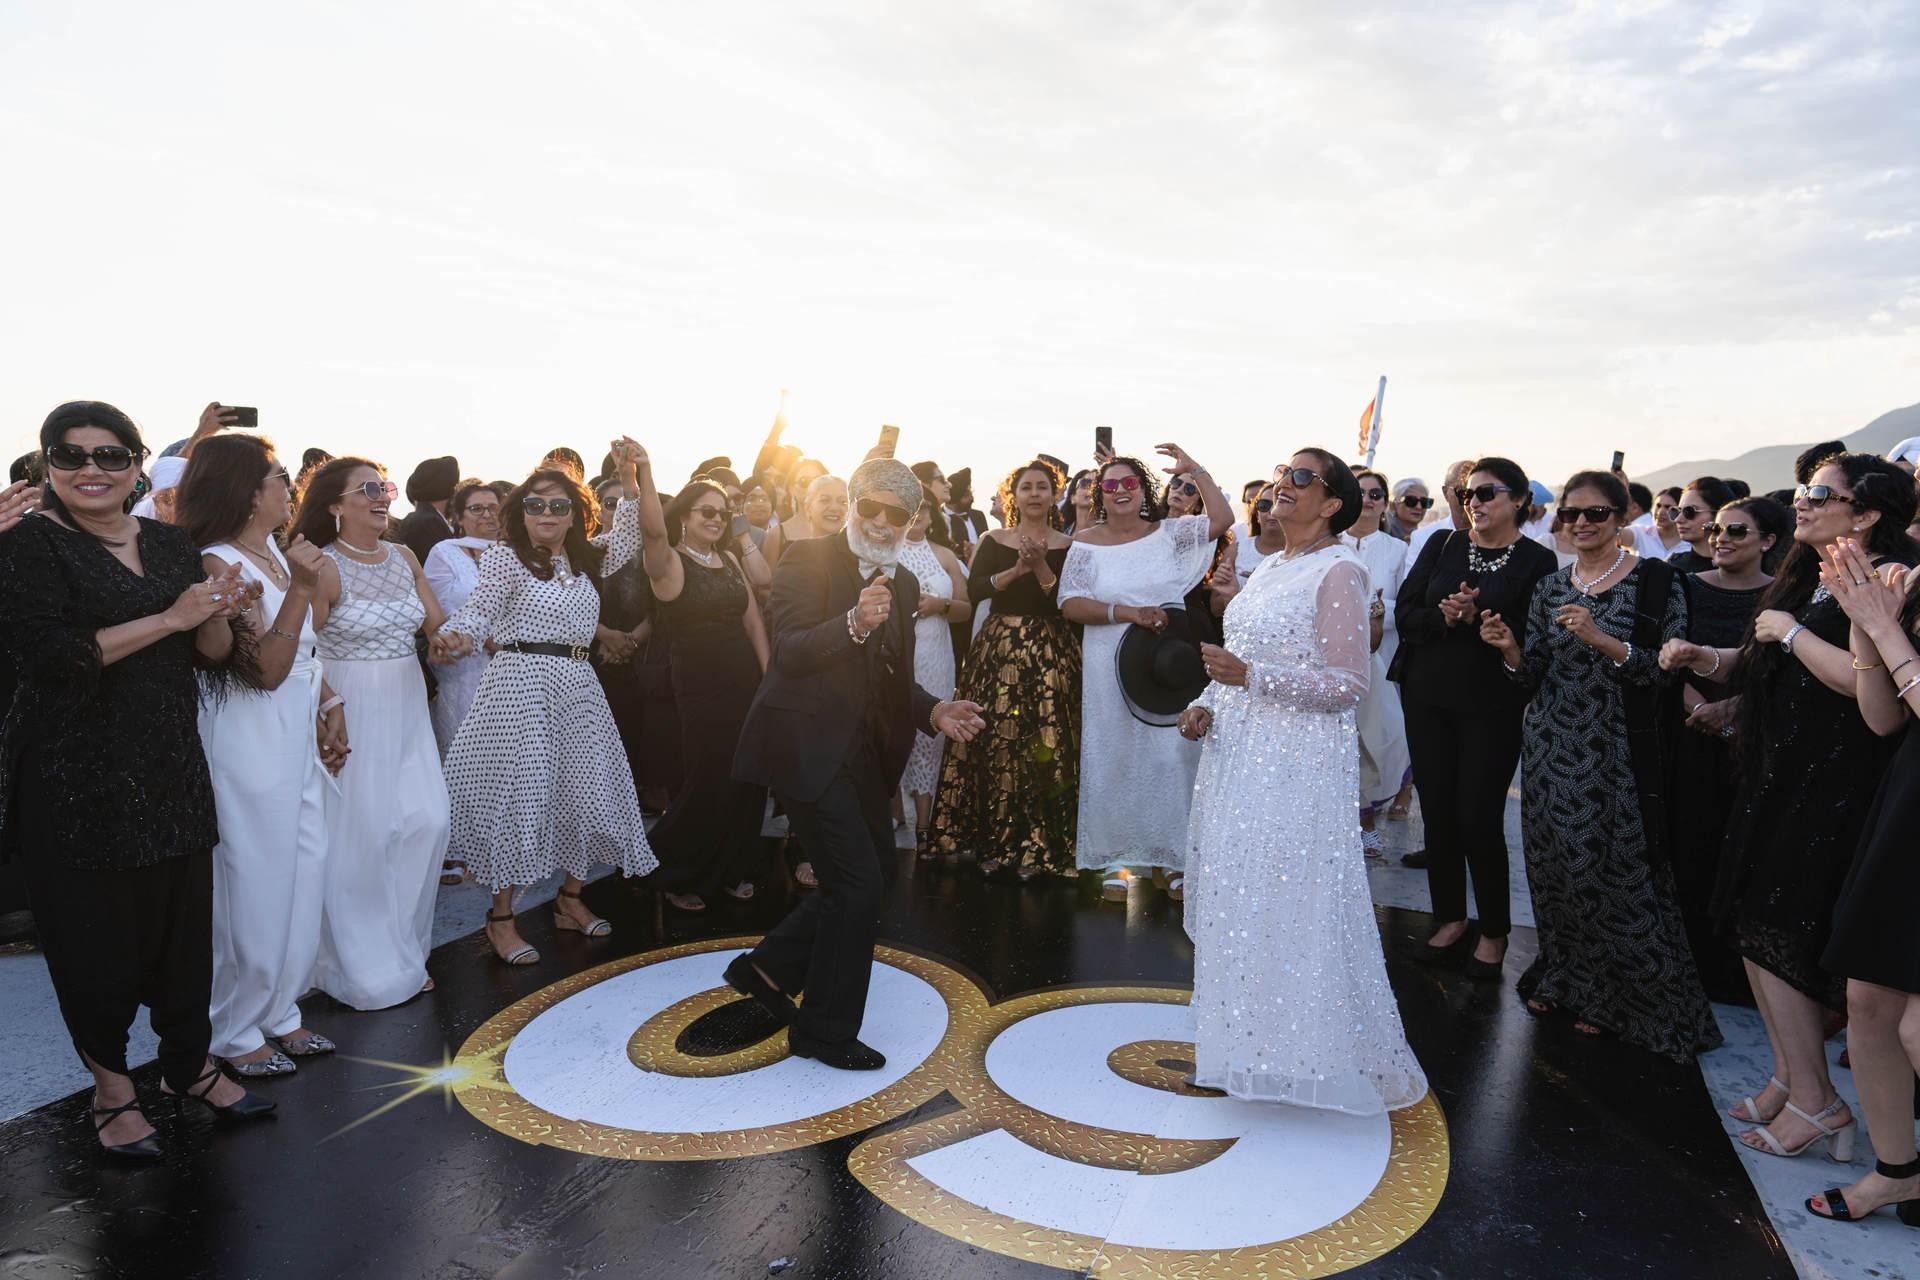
xmin=733 ymin=532 xmax=942 ymax=1048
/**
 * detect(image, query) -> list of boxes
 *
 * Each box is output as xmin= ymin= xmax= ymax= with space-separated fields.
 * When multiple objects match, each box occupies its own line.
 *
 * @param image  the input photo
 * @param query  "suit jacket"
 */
xmin=734 ymin=534 xmax=942 ymax=803
xmin=398 ymin=506 xmax=453 ymax=564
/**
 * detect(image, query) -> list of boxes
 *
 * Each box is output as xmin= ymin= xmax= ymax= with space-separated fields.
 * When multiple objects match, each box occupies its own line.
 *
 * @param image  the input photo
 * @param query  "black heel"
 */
xmin=91 ymin=1096 xmax=164 ymax=1161
xmin=1464 ymin=935 xmax=1509 ymax=981
xmin=1416 ymin=929 xmax=1472 ymax=970
xmin=169 ymin=1063 xmax=276 ymax=1124
xmin=1808 ymin=1156 xmax=1920 ymax=1223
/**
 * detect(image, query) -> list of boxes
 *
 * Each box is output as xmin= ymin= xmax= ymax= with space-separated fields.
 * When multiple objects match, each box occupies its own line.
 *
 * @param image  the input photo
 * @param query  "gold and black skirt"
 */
xmin=928 ymin=614 xmax=1080 ymax=877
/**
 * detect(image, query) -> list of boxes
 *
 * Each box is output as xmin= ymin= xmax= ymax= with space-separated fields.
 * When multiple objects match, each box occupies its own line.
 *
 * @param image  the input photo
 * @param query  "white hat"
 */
xmin=1887 ymin=436 xmax=1920 ymax=466
xmin=132 ymin=455 xmax=190 ymax=518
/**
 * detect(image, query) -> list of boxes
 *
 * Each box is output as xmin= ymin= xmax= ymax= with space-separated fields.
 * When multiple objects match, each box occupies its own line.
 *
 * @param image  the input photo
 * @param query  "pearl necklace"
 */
xmin=335 ymin=536 xmax=386 ymax=558
xmin=1570 ymin=547 xmax=1627 ymax=596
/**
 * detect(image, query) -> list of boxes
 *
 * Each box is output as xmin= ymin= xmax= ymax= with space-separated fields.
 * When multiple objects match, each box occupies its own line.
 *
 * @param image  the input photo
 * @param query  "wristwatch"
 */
xmin=1780 ymin=622 xmax=1806 ymax=654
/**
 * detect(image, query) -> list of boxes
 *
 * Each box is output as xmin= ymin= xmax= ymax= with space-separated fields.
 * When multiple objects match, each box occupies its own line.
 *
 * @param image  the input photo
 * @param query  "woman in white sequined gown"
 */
xmin=300 ymin=460 xmax=451 ymax=1011
xmin=898 ymin=505 xmax=970 ymax=858
xmin=433 ymin=441 xmax=658 ymax=967
xmin=1181 ymin=452 xmax=1427 ymax=1114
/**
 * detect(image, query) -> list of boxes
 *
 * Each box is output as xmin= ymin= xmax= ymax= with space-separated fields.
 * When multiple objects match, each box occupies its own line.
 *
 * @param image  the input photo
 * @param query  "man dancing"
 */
xmin=728 ymin=458 xmax=985 ymax=1069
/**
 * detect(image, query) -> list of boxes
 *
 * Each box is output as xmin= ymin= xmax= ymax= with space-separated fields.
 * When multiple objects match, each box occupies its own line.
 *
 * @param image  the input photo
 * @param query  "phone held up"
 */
xmin=1095 ymin=425 xmax=1113 ymax=458
xmin=1610 ymin=449 xmax=1625 ymax=473
xmin=222 ymin=405 xmax=259 ymax=429
xmin=876 ymin=424 xmax=900 ymax=459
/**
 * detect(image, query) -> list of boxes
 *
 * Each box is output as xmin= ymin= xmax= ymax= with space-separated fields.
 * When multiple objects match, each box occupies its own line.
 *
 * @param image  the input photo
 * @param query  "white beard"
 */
xmin=846 ymin=523 xmax=902 ymax=570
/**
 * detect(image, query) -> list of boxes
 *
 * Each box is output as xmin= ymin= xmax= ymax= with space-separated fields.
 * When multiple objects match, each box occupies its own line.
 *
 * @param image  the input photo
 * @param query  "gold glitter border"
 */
xmin=451 ymin=935 xmax=991 ymax=1162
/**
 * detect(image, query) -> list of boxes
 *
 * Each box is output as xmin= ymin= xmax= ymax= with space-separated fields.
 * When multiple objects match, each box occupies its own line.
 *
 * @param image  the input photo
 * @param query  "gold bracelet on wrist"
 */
xmin=1851 ymin=658 xmax=1883 ymax=671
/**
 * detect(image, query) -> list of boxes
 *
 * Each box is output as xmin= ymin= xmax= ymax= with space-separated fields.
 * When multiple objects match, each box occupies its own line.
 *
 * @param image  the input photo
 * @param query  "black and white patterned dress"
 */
xmin=1510 ymin=563 xmax=1721 ymax=1060
xmin=438 ymin=500 xmax=657 ymax=890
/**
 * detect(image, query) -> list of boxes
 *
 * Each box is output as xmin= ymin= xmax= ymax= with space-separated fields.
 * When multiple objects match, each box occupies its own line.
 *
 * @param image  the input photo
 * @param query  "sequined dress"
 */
xmin=1184 ymin=545 xmax=1428 ymax=1114
xmin=438 ymin=499 xmax=658 ymax=889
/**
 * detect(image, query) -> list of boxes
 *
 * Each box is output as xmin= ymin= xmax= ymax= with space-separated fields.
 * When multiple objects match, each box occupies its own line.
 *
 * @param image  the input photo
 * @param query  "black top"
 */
xmin=967 ymin=537 xmax=1069 ymax=618
xmin=1680 ymin=575 xmax=1765 ymax=701
xmin=0 ymin=516 xmax=238 ymax=870
xmin=1394 ymin=530 xmax=1558 ymax=712
xmin=1666 ymin=549 xmax=1714 ymax=576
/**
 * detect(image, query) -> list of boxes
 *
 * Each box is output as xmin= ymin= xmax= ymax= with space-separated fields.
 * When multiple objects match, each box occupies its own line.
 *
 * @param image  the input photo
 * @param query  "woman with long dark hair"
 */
xmin=1670 ymin=455 xmax=1915 ymax=1159
xmin=431 ymin=444 xmax=658 ymax=964
xmin=175 ymin=434 xmax=343 ymax=1077
xmin=1481 ymin=469 xmax=1714 ymax=1059
xmin=2 ymin=402 xmax=273 ymax=1159
xmin=928 ymin=459 xmax=1080 ymax=878
xmin=1654 ymin=496 xmax=1787 ymax=1002
xmin=295 ymin=457 xmax=450 ymax=1009
xmin=631 ymin=468 xmax=771 ymax=912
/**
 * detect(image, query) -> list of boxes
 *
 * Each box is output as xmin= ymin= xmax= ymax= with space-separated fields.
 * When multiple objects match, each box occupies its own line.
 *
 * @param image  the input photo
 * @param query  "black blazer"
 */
xmin=733 ymin=535 xmax=942 ymax=803
xmin=1394 ymin=529 xmax=1558 ymax=714
xmin=398 ymin=506 xmax=453 ymax=564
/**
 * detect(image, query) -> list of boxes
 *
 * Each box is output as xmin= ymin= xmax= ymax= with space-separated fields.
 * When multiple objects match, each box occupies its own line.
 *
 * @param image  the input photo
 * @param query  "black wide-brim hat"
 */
xmin=1116 ymin=602 xmax=1209 ymax=727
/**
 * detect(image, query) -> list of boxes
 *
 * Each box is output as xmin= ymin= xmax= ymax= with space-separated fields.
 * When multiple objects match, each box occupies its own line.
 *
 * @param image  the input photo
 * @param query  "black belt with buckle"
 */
xmin=502 ymin=641 xmax=593 ymax=662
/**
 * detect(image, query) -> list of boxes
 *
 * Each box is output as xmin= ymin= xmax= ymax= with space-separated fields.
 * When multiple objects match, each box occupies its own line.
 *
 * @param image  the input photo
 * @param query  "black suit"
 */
xmin=397 ymin=506 xmax=453 ymax=564
xmin=733 ymin=534 xmax=941 ymax=1043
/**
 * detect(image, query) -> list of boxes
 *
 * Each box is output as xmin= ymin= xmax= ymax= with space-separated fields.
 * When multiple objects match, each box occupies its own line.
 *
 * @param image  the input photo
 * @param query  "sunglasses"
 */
xmin=1676 ymin=504 xmax=1710 ymax=521
xmin=1253 ymin=498 xmax=1275 ymax=513
xmin=46 ymin=443 xmax=141 ymax=472
xmin=1359 ymin=486 xmax=1386 ymax=502
xmin=1274 ymin=467 xmax=1322 ymax=490
xmin=855 ymin=496 xmax=912 ymax=527
xmin=687 ymin=503 xmax=729 ymax=521
xmin=1400 ymin=495 xmax=1435 ymax=510
xmin=1168 ymin=480 xmax=1199 ymax=496
xmin=343 ymin=480 xmax=398 ymax=502
xmin=1100 ymin=475 xmax=1143 ymax=493
xmin=522 ymin=495 xmax=575 ymax=517
xmin=266 ymin=466 xmax=291 ymax=487
xmin=1703 ymin=522 xmax=1752 ymax=539
xmin=1455 ymin=484 xmax=1518 ymax=505
xmin=1795 ymin=483 xmax=1860 ymax=509
xmin=1560 ymin=505 xmax=1621 ymax=525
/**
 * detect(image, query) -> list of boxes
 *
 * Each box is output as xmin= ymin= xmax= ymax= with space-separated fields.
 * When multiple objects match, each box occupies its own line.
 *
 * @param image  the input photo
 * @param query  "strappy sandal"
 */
xmin=1101 ymin=871 xmax=1129 ymax=902
xmin=1741 ymin=1097 xmax=1855 ymax=1161
xmin=723 ymin=882 xmax=755 ymax=902
xmin=1808 ymin=1156 xmax=1920 ymax=1224
xmin=553 ymin=887 xmax=613 ymax=937
xmin=1165 ymin=872 xmax=1184 ymax=902
xmin=1361 ymin=829 xmax=1385 ymax=861
xmin=485 ymin=910 xmax=540 ymax=965
xmin=163 ymin=1062 xmax=276 ymax=1123
xmin=440 ymin=859 xmax=468 ymax=886
xmin=91 ymin=1095 xmax=163 ymax=1161
xmin=916 ymin=831 xmax=937 ymax=862
xmin=1729 ymin=1075 xmax=1788 ymax=1124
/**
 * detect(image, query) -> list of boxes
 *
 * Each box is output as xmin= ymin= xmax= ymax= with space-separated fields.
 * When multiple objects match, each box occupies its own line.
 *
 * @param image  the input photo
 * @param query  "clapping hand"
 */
xmin=1016 ymin=534 xmax=1047 ymax=570
xmin=167 ymin=561 xmax=249 ymax=630
xmin=0 ymin=479 xmax=37 ymax=534
xmin=1438 ymin=581 xmax=1481 ymax=626
xmin=1553 ymin=601 xmax=1603 ymax=647
xmin=1478 ymin=610 xmax=1522 ymax=665
xmin=1199 ymin=642 xmax=1248 ymax=686
xmin=932 ymin=699 xmax=987 ymax=743
xmin=1821 ymin=538 xmax=1907 ymax=641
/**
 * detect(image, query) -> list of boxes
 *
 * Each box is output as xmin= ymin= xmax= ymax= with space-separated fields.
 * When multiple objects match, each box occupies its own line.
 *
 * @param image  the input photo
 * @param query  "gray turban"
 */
xmin=848 ymin=458 xmax=924 ymax=515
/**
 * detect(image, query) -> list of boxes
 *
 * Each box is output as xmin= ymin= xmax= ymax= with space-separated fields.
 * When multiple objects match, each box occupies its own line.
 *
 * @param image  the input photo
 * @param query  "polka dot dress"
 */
xmin=438 ymin=500 xmax=658 ymax=890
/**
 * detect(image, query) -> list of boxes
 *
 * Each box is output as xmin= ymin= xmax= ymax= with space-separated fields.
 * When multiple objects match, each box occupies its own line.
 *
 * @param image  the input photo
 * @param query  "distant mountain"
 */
xmin=1637 ymin=402 xmax=1920 ymax=493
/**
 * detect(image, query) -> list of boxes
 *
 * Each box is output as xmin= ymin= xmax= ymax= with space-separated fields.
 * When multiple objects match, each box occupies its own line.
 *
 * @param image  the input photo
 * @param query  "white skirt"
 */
xmin=313 ymin=655 xmax=449 ymax=1011
xmin=430 ymin=650 xmax=490 ymax=757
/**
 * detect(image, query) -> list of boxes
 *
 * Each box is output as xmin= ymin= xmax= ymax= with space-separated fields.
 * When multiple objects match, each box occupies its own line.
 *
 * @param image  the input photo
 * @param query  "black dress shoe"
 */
xmin=1416 ymin=931 xmax=1472 ymax=970
xmin=1400 ymin=849 xmax=1430 ymax=869
xmin=788 ymin=1033 xmax=886 ymax=1071
xmin=167 ymin=1065 xmax=276 ymax=1124
xmin=91 ymin=1096 xmax=164 ymax=1162
xmin=724 ymin=954 xmax=796 ymax=1027
xmin=1464 ymin=940 xmax=1509 ymax=981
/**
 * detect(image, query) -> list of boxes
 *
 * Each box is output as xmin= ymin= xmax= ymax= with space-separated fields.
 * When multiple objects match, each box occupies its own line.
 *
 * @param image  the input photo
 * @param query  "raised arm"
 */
xmin=592 ymin=438 xmax=646 ymax=575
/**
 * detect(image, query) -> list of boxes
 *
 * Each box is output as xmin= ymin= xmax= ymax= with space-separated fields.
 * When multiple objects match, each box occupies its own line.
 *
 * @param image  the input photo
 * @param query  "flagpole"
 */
xmin=1366 ymin=375 xmax=1386 ymax=468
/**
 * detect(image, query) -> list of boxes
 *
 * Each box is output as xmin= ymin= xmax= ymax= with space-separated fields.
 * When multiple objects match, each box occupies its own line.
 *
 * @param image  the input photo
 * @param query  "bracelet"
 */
xmin=1852 ymin=658 xmax=1884 ymax=671
xmin=1891 ymin=655 xmax=1918 ymax=678
xmin=846 ymin=607 xmax=871 ymax=645
xmin=1896 ymin=674 xmax=1920 ymax=701
xmin=318 ymin=695 xmax=345 ymax=716
xmin=1106 ymin=603 xmax=1117 ymax=625
xmin=268 ymin=626 xmax=299 ymax=642
xmin=1703 ymin=648 xmax=1721 ymax=676
xmin=1610 ymin=642 xmax=1633 ymax=669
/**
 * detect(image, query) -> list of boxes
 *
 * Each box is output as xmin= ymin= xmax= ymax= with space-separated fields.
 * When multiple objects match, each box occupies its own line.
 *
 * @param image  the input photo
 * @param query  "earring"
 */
xmin=335 ymin=513 xmax=342 ymax=533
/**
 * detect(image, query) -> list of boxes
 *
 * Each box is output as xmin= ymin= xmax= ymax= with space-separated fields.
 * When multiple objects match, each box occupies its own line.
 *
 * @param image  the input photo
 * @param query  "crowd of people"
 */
xmin=3 ymin=398 xmax=1919 ymax=1229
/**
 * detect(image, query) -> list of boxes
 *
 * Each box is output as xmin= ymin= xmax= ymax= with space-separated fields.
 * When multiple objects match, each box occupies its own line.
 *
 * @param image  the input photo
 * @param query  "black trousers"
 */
xmin=1404 ymin=701 xmax=1521 ymax=939
xmin=22 ymin=848 xmax=213 ymax=1094
xmin=751 ymin=738 xmax=893 ymax=1044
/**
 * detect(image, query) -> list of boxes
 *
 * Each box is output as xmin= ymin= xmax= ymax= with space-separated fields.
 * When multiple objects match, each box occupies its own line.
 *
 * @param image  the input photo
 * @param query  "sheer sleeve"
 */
xmin=440 ymin=543 xmax=520 ymax=643
xmin=1056 ymin=543 xmax=1098 ymax=608
xmin=591 ymin=495 xmax=643 ymax=575
xmin=1 ymin=519 xmax=103 ymax=695
xmin=1236 ymin=560 xmax=1371 ymax=713
xmin=1167 ymin=515 xmax=1216 ymax=592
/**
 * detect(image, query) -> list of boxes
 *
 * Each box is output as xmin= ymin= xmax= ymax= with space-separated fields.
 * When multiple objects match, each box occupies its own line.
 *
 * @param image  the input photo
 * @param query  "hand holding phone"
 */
xmin=876 ymin=424 xmax=900 ymax=459
xmin=1610 ymin=449 xmax=1625 ymax=474
xmin=1095 ymin=425 xmax=1113 ymax=463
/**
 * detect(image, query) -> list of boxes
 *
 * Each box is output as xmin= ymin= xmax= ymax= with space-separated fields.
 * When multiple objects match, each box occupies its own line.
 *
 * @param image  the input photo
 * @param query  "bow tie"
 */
xmin=858 ymin=560 xmax=898 ymax=582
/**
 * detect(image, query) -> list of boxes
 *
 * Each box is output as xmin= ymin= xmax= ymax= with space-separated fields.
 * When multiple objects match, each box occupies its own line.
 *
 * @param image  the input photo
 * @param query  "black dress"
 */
xmin=1715 ymin=590 xmax=1901 ymax=1009
xmin=594 ymin=555 xmax=675 ymax=794
xmin=1666 ymin=574 xmax=1766 ymax=1003
xmin=1513 ymin=563 xmax=1721 ymax=1060
xmin=645 ymin=551 xmax=767 ymax=897
xmin=1666 ymin=549 xmax=1715 ymax=576
xmin=1824 ymin=721 xmax=1920 ymax=993
xmin=0 ymin=515 xmax=246 ymax=1092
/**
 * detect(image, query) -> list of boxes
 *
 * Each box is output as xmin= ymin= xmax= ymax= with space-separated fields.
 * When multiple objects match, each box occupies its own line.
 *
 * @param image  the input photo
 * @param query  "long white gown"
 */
xmin=1184 ymin=544 xmax=1428 ymax=1114
xmin=423 ymin=537 xmax=494 ymax=755
xmin=1059 ymin=514 xmax=1215 ymax=870
xmin=1348 ymin=529 xmax=1412 ymax=811
xmin=898 ymin=534 xmax=956 ymax=798
xmin=200 ymin=541 xmax=331 ymax=1059
xmin=312 ymin=544 xmax=450 ymax=1010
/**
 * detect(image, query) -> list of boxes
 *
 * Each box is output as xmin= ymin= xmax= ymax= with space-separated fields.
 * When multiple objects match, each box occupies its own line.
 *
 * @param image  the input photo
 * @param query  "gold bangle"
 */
xmin=1852 ymin=658 xmax=1884 ymax=671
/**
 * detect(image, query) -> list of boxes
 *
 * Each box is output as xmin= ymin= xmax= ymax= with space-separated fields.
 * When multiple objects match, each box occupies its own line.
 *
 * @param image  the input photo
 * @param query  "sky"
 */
xmin=3 ymin=0 xmax=1916 ymax=506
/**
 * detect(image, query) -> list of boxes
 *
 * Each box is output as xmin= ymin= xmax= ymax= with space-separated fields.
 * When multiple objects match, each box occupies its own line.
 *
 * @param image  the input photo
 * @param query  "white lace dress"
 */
xmin=1058 ymin=514 xmax=1215 ymax=871
xmin=1348 ymin=530 xmax=1411 ymax=810
xmin=437 ymin=500 xmax=658 ymax=890
xmin=1184 ymin=544 xmax=1428 ymax=1114
xmin=422 ymin=536 xmax=494 ymax=755
xmin=898 ymin=535 xmax=956 ymax=798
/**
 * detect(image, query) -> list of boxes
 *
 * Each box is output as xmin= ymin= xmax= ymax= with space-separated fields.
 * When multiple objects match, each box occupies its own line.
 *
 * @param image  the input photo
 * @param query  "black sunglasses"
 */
xmin=1703 ymin=522 xmax=1752 ymax=539
xmin=267 ymin=466 xmax=291 ymax=487
xmin=1274 ymin=466 xmax=1322 ymax=490
xmin=686 ymin=503 xmax=729 ymax=521
xmin=1253 ymin=497 xmax=1275 ymax=513
xmin=522 ymin=496 xmax=575 ymax=517
xmin=1795 ymin=483 xmax=1860 ymax=509
xmin=855 ymin=496 xmax=912 ymax=528
xmin=1676 ymin=504 xmax=1711 ymax=521
xmin=1399 ymin=495 xmax=1435 ymax=510
xmin=1455 ymin=483 xmax=1518 ymax=505
xmin=1560 ymin=505 xmax=1621 ymax=525
xmin=1358 ymin=486 xmax=1386 ymax=502
xmin=46 ymin=443 xmax=142 ymax=472
xmin=1169 ymin=480 xmax=1199 ymax=496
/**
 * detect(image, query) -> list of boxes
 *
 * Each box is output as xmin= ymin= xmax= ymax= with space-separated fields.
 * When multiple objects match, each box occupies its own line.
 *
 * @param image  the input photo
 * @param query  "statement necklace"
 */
xmin=683 ymin=544 xmax=721 ymax=567
xmin=335 ymin=536 xmax=386 ymax=557
xmin=1570 ymin=546 xmax=1627 ymax=596
xmin=1466 ymin=539 xmax=1516 ymax=576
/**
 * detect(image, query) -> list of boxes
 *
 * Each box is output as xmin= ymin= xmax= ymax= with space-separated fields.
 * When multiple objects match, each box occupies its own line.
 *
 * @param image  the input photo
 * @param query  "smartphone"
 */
xmin=1095 ymin=425 xmax=1113 ymax=457
xmin=223 ymin=406 xmax=259 ymax=429
xmin=876 ymin=424 xmax=900 ymax=459
xmin=1610 ymin=449 xmax=1625 ymax=472
xmin=731 ymin=514 xmax=750 ymax=542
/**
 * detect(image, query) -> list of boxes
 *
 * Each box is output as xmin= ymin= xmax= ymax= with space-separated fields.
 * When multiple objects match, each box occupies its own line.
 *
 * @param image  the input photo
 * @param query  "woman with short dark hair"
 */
xmin=1482 ymin=470 xmax=1715 ymax=1058
xmin=2 ymin=402 xmax=273 ymax=1159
